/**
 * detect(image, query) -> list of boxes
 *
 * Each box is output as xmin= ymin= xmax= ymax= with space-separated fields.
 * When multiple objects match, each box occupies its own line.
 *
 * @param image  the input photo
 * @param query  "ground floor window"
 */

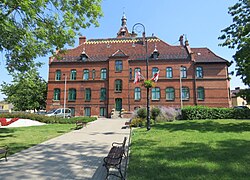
xmin=100 ymin=107 xmax=106 ymax=116
xmin=84 ymin=107 xmax=91 ymax=116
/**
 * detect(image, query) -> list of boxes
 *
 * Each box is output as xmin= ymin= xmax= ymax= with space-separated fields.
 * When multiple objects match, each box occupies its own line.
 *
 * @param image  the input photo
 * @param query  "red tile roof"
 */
xmin=51 ymin=37 xmax=227 ymax=64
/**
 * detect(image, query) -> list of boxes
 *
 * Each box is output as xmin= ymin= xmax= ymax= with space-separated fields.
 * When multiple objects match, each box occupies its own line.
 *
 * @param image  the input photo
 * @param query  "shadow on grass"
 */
xmin=128 ymin=139 xmax=250 ymax=180
xmin=154 ymin=120 xmax=250 ymax=133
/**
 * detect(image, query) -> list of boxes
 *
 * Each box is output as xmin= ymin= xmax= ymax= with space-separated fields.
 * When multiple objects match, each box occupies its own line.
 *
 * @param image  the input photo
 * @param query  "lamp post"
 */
xmin=180 ymin=66 xmax=183 ymax=109
xmin=63 ymin=74 xmax=67 ymax=118
xmin=132 ymin=23 xmax=150 ymax=131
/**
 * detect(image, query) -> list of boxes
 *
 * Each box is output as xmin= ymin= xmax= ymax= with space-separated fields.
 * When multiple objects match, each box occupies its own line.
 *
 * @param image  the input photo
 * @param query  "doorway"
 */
xmin=115 ymin=98 xmax=122 ymax=111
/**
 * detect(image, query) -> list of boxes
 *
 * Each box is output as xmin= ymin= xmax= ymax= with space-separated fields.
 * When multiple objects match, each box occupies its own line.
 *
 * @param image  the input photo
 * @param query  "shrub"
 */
xmin=151 ymin=107 xmax=161 ymax=122
xmin=156 ymin=106 xmax=180 ymax=122
xmin=0 ymin=113 xmax=97 ymax=124
xmin=137 ymin=108 xmax=147 ymax=119
xmin=130 ymin=118 xmax=145 ymax=127
xmin=181 ymin=106 xmax=250 ymax=120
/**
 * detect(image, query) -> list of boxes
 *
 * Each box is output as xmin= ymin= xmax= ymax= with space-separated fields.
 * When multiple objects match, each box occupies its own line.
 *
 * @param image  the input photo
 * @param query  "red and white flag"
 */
xmin=151 ymin=70 xmax=160 ymax=82
xmin=134 ymin=71 xmax=141 ymax=84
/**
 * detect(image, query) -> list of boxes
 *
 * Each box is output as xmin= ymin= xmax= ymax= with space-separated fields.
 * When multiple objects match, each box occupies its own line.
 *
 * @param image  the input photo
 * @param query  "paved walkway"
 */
xmin=0 ymin=118 xmax=131 ymax=179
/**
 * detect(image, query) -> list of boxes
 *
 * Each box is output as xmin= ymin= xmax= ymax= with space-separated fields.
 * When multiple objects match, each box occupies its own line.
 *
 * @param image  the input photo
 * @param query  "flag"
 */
xmin=134 ymin=71 xmax=141 ymax=84
xmin=151 ymin=70 xmax=160 ymax=82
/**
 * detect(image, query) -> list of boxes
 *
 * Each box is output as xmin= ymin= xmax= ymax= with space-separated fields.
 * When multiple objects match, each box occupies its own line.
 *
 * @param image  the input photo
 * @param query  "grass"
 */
xmin=127 ymin=120 xmax=250 ymax=180
xmin=0 ymin=124 xmax=74 ymax=155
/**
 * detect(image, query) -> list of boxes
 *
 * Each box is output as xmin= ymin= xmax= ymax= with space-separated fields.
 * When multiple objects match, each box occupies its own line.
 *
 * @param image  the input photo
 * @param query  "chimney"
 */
xmin=79 ymin=36 xmax=86 ymax=45
xmin=184 ymin=39 xmax=195 ymax=61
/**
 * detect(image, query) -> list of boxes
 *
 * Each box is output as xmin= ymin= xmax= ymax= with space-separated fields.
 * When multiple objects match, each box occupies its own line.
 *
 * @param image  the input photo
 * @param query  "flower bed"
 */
xmin=0 ymin=118 xmax=19 ymax=126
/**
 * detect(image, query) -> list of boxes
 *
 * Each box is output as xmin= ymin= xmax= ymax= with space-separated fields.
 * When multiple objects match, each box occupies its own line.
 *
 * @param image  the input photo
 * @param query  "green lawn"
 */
xmin=128 ymin=120 xmax=250 ymax=180
xmin=0 ymin=124 xmax=74 ymax=155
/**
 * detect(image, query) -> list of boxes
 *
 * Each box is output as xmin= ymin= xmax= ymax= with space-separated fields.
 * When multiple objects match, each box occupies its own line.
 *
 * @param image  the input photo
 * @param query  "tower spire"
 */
xmin=117 ymin=12 xmax=130 ymax=38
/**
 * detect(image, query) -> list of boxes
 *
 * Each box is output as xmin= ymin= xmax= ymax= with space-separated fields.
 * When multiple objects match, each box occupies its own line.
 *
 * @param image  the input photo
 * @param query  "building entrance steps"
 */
xmin=0 ymin=118 xmax=131 ymax=180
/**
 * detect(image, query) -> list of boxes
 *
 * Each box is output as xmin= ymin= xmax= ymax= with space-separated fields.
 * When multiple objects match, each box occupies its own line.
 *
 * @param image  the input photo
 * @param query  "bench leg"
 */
xmin=5 ymin=152 xmax=8 ymax=162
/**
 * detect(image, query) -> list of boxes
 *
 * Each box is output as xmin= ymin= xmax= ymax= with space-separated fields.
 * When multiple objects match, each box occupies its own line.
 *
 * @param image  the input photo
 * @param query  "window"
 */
xmin=70 ymin=69 xmax=77 ymax=80
xmin=181 ymin=87 xmax=189 ymax=100
xmin=100 ymin=107 xmax=106 ymax=116
xmin=115 ymin=60 xmax=123 ymax=72
xmin=180 ymin=66 xmax=187 ymax=78
xmin=197 ymin=87 xmax=205 ymax=100
xmin=84 ymin=107 xmax=91 ymax=116
xmin=166 ymin=87 xmax=175 ymax=100
xmin=100 ymin=88 xmax=106 ymax=101
xmin=152 ymin=67 xmax=159 ymax=77
xmin=55 ymin=70 xmax=61 ymax=80
xmin=92 ymin=69 xmax=96 ymax=80
xmin=115 ymin=79 xmax=122 ymax=92
xmin=101 ymin=68 xmax=107 ymax=80
xmin=68 ymin=88 xmax=76 ymax=101
xmin=53 ymin=88 xmax=60 ymax=100
xmin=134 ymin=87 xmax=141 ymax=100
xmin=166 ymin=67 xmax=173 ymax=78
xmin=134 ymin=68 xmax=141 ymax=78
xmin=129 ymin=68 xmax=132 ymax=79
xmin=85 ymin=88 xmax=91 ymax=101
xmin=152 ymin=87 xmax=160 ymax=100
xmin=196 ymin=66 xmax=203 ymax=78
xmin=83 ymin=69 xmax=89 ymax=80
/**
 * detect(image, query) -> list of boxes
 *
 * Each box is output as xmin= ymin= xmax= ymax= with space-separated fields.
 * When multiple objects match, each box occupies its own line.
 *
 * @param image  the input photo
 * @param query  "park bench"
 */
xmin=103 ymin=137 xmax=127 ymax=180
xmin=0 ymin=146 xmax=9 ymax=162
xmin=75 ymin=121 xmax=87 ymax=129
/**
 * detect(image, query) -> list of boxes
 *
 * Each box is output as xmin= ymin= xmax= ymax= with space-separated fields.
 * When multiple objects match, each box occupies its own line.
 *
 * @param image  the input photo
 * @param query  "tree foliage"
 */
xmin=0 ymin=0 xmax=103 ymax=73
xmin=0 ymin=68 xmax=47 ymax=111
xmin=219 ymin=0 xmax=250 ymax=87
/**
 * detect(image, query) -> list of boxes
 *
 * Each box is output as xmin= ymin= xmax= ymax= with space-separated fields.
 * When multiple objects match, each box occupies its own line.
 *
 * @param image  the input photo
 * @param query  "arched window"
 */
xmin=53 ymin=88 xmax=60 ymax=100
xmin=134 ymin=68 xmax=141 ymax=78
xmin=55 ymin=70 xmax=61 ymax=80
xmin=70 ymin=69 xmax=76 ymax=80
xmin=134 ymin=87 xmax=141 ymax=100
xmin=196 ymin=66 xmax=203 ymax=78
xmin=85 ymin=88 xmax=91 ymax=101
xmin=152 ymin=67 xmax=159 ymax=77
xmin=197 ymin=87 xmax=205 ymax=100
xmin=166 ymin=87 xmax=175 ymax=100
xmin=181 ymin=87 xmax=189 ymax=100
xmin=166 ymin=67 xmax=173 ymax=78
xmin=180 ymin=66 xmax=187 ymax=78
xmin=101 ymin=68 xmax=107 ymax=79
xmin=115 ymin=79 xmax=122 ymax=92
xmin=68 ymin=88 xmax=76 ymax=101
xmin=83 ymin=69 xmax=89 ymax=80
xmin=152 ymin=87 xmax=160 ymax=100
xmin=92 ymin=69 xmax=96 ymax=80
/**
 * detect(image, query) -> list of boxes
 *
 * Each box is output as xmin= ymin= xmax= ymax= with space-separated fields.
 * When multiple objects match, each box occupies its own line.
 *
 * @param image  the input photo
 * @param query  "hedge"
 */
xmin=0 ymin=112 xmax=97 ymax=124
xmin=182 ymin=106 xmax=250 ymax=120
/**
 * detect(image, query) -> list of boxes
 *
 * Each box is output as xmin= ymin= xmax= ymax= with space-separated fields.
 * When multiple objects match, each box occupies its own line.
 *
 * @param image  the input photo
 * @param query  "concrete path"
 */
xmin=0 ymin=118 xmax=131 ymax=180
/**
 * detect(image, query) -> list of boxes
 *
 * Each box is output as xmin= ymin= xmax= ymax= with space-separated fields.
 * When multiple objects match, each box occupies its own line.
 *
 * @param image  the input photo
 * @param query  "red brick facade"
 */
xmin=46 ymin=17 xmax=230 ymax=117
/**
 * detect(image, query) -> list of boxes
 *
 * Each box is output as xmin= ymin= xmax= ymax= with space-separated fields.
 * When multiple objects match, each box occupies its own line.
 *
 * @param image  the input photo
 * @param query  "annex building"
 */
xmin=46 ymin=15 xmax=231 ymax=117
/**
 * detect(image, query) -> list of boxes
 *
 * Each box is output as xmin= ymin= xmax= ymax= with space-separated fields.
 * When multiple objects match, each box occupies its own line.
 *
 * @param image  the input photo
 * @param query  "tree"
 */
xmin=0 ymin=0 xmax=103 ymax=73
xmin=0 ymin=68 xmax=47 ymax=111
xmin=219 ymin=0 xmax=250 ymax=103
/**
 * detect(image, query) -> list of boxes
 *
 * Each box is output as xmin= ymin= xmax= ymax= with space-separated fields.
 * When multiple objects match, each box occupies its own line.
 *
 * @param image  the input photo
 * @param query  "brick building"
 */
xmin=46 ymin=15 xmax=231 ymax=117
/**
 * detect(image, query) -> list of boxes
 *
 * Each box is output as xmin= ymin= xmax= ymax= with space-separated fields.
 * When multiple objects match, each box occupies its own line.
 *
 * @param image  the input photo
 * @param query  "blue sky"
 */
xmin=0 ymin=0 xmax=247 ymax=100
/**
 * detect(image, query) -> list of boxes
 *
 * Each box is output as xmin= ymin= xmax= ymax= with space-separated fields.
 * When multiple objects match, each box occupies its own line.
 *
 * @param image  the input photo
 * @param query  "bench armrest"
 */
xmin=112 ymin=142 xmax=123 ymax=147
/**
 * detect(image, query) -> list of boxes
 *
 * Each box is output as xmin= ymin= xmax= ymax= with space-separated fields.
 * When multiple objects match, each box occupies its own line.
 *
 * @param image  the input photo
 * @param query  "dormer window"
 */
xmin=80 ymin=49 xmax=89 ymax=61
xmin=151 ymin=44 xmax=160 ymax=59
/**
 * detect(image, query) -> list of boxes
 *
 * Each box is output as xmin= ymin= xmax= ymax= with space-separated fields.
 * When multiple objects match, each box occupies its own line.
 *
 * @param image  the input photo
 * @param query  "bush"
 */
xmin=181 ymin=106 xmax=250 ymax=120
xmin=151 ymin=107 xmax=161 ymax=122
xmin=156 ymin=106 xmax=181 ymax=122
xmin=137 ymin=108 xmax=147 ymax=119
xmin=130 ymin=118 xmax=145 ymax=127
xmin=0 ymin=113 xmax=97 ymax=124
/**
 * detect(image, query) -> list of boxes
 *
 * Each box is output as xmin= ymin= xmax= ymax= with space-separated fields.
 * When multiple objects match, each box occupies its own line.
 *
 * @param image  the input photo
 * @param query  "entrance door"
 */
xmin=115 ymin=98 xmax=122 ymax=111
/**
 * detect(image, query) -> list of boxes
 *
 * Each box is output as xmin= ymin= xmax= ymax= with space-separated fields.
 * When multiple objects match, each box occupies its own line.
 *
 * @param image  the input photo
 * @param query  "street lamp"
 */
xmin=180 ymin=66 xmax=183 ymax=109
xmin=132 ymin=23 xmax=150 ymax=131
xmin=63 ymin=74 xmax=67 ymax=118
